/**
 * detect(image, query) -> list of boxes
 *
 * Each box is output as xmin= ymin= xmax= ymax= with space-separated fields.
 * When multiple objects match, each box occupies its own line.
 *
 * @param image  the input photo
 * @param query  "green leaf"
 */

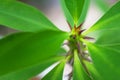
xmin=85 ymin=61 xmax=102 ymax=80
xmin=0 ymin=0 xmax=58 ymax=32
xmin=61 ymin=0 xmax=89 ymax=27
xmin=84 ymin=41 xmax=120 ymax=80
xmin=73 ymin=51 xmax=91 ymax=80
xmin=0 ymin=57 xmax=64 ymax=80
xmin=83 ymin=1 xmax=120 ymax=52
xmin=94 ymin=28 xmax=120 ymax=51
xmin=82 ymin=2 xmax=120 ymax=80
xmin=60 ymin=0 xmax=74 ymax=27
xmin=42 ymin=58 xmax=67 ymax=80
xmin=57 ymin=48 xmax=67 ymax=56
xmin=0 ymin=30 xmax=68 ymax=80
xmin=93 ymin=0 xmax=109 ymax=12
xmin=77 ymin=0 xmax=90 ymax=26
xmin=83 ymin=1 xmax=120 ymax=35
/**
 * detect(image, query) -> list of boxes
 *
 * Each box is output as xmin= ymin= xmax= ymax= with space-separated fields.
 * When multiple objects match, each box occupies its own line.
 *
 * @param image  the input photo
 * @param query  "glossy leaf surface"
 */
xmin=42 ymin=58 xmax=66 ymax=80
xmin=85 ymin=61 xmax=102 ymax=80
xmin=84 ymin=1 xmax=120 ymax=35
xmin=77 ymin=0 xmax=90 ymax=26
xmin=0 ymin=57 xmax=64 ymax=80
xmin=95 ymin=29 xmax=120 ymax=51
xmin=83 ymin=1 xmax=120 ymax=51
xmin=61 ymin=0 xmax=89 ymax=27
xmin=0 ymin=30 xmax=68 ymax=80
xmin=85 ymin=42 xmax=120 ymax=80
xmin=73 ymin=51 xmax=91 ymax=80
xmin=0 ymin=0 xmax=58 ymax=32
xmin=81 ymin=2 xmax=120 ymax=80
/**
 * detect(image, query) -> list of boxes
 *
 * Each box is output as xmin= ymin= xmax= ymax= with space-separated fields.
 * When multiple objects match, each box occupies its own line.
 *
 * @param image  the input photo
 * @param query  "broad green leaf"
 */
xmin=0 ymin=30 xmax=68 ymax=80
xmin=94 ymin=28 xmax=120 ymax=51
xmin=93 ymin=0 xmax=109 ymax=12
xmin=73 ymin=51 xmax=91 ymax=80
xmin=84 ymin=41 xmax=120 ymax=80
xmin=83 ymin=2 xmax=120 ymax=52
xmin=64 ymin=0 xmax=84 ymax=25
xmin=82 ymin=2 xmax=120 ymax=79
xmin=60 ymin=0 xmax=74 ymax=27
xmin=85 ymin=61 xmax=103 ymax=80
xmin=0 ymin=0 xmax=58 ymax=32
xmin=0 ymin=57 xmax=64 ymax=80
xmin=42 ymin=58 xmax=67 ymax=80
xmin=57 ymin=48 xmax=67 ymax=56
xmin=77 ymin=0 xmax=90 ymax=26
xmin=61 ymin=0 xmax=89 ymax=27
xmin=83 ymin=1 xmax=120 ymax=35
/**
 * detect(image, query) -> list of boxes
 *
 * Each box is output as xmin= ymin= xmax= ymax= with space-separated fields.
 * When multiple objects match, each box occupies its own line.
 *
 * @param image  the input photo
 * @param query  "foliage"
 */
xmin=0 ymin=0 xmax=120 ymax=80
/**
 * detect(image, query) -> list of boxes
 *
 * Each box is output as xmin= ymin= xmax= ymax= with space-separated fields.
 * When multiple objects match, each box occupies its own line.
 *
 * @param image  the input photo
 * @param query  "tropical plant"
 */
xmin=0 ymin=0 xmax=120 ymax=80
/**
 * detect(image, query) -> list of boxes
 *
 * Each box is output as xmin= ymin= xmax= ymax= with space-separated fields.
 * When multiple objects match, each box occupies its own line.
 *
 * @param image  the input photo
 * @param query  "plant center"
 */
xmin=67 ymin=26 xmax=91 ymax=62
xmin=66 ymin=26 xmax=93 ymax=79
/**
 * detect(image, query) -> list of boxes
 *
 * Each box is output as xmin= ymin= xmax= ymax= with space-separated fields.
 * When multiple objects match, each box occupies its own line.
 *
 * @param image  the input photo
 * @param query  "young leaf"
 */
xmin=73 ymin=51 xmax=91 ymax=80
xmin=77 ymin=0 xmax=90 ymax=26
xmin=61 ymin=0 xmax=89 ymax=27
xmin=85 ymin=42 xmax=120 ymax=80
xmin=0 ymin=0 xmax=58 ymax=32
xmin=60 ymin=0 xmax=74 ymax=27
xmin=83 ymin=1 xmax=120 ymax=35
xmin=42 ymin=58 xmax=67 ymax=80
xmin=0 ymin=30 xmax=68 ymax=80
